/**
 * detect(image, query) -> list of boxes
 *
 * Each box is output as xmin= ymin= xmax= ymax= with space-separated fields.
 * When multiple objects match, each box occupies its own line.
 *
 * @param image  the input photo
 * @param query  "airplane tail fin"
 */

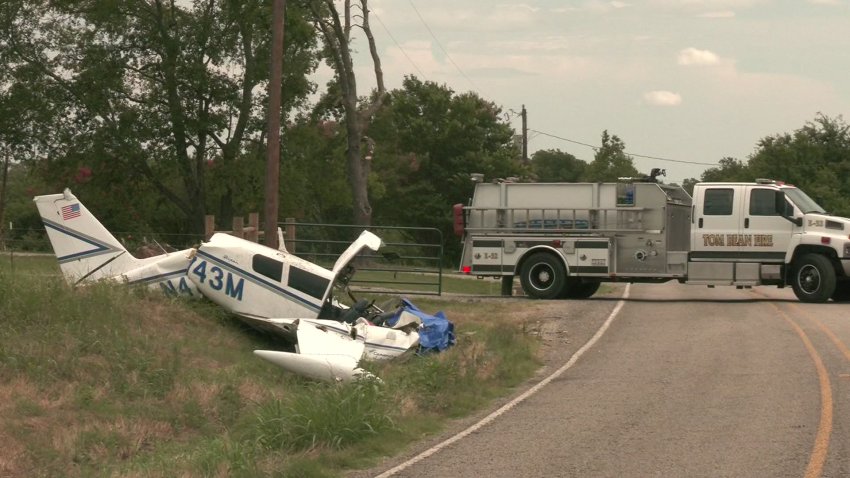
xmin=33 ymin=189 xmax=141 ymax=285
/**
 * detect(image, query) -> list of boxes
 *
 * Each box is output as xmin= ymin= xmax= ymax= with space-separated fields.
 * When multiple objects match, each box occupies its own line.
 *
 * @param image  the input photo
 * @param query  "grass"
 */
xmin=0 ymin=256 xmax=542 ymax=477
xmin=351 ymin=269 xmax=506 ymax=296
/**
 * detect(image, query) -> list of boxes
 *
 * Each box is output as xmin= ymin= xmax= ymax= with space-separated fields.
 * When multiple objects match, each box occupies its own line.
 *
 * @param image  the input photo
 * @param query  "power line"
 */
xmin=372 ymin=10 xmax=427 ymax=79
xmin=529 ymin=129 xmax=720 ymax=167
xmin=407 ymin=0 xmax=479 ymax=92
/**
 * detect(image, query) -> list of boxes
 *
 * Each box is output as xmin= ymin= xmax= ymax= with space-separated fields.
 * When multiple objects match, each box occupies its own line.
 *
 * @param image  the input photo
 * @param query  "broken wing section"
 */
xmin=253 ymin=317 xmax=421 ymax=382
xmin=254 ymin=320 xmax=375 ymax=382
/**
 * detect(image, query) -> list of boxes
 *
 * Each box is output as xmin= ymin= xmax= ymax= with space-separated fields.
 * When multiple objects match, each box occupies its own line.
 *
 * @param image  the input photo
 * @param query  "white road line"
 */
xmin=374 ymin=284 xmax=632 ymax=478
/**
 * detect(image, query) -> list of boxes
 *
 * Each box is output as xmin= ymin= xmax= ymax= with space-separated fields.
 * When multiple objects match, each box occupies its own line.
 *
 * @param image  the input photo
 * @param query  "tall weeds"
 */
xmin=0 ymin=263 xmax=540 ymax=478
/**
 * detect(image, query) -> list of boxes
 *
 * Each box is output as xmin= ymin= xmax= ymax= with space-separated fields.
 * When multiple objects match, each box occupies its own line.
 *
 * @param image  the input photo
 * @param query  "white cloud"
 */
xmin=416 ymin=4 xmax=539 ymax=31
xmin=498 ymin=3 xmax=541 ymax=13
xmin=678 ymin=47 xmax=721 ymax=66
xmin=552 ymin=1 xmax=630 ymax=14
xmin=698 ymin=10 xmax=736 ymax=17
xmin=643 ymin=90 xmax=683 ymax=106
xmin=650 ymin=0 xmax=766 ymax=7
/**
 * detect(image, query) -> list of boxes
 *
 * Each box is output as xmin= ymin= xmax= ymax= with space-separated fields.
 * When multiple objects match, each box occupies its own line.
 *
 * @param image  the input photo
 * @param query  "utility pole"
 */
xmin=521 ymin=104 xmax=528 ymax=163
xmin=264 ymin=0 xmax=286 ymax=249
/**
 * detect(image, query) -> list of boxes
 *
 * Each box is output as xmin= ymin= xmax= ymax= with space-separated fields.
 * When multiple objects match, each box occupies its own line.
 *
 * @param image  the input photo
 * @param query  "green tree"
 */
xmin=748 ymin=114 xmax=850 ymax=216
xmin=681 ymin=177 xmax=699 ymax=196
xmin=530 ymin=149 xmax=586 ymax=182
xmin=699 ymin=157 xmax=751 ymax=182
xmin=279 ymin=117 xmax=352 ymax=225
xmin=583 ymin=130 xmax=639 ymax=182
xmin=0 ymin=0 xmax=318 ymax=234
xmin=369 ymin=77 xmax=524 ymax=259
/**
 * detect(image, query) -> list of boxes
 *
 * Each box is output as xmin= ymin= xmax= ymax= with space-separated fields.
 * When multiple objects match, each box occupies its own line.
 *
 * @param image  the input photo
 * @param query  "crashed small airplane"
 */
xmin=35 ymin=189 xmax=455 ymax=382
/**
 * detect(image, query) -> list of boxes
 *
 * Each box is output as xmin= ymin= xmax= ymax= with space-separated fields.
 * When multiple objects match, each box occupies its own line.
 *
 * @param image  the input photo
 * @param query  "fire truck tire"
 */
xmin=831 ymin=282 xmax=850 ymax=302
xmin=519 ymin=252 xmax=566 ymax=300
xmin=791 ymin=253 xmax=836 ymax=303
xmin=562 ymin=280 xmax=601 ymax=299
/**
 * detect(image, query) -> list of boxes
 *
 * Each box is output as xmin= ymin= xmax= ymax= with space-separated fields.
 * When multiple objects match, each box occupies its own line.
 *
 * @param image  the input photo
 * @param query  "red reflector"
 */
xmin=552 ymin=240 xmax=562 ymax=247
xmin=821 ymin=237 xmax=831 ymax=245
xmin=462 ymin=265 xmax=472 ymax=274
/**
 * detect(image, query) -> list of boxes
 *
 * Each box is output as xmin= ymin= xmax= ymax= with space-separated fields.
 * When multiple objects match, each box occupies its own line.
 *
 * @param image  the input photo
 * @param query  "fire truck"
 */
xmin=454 ymin=171 xmax=850 ymax=303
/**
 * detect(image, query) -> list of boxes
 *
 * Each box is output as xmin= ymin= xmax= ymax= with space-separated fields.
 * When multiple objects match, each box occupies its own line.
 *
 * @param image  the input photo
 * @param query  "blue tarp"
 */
xmin=386 ymin=298 xmax=456 ymax=353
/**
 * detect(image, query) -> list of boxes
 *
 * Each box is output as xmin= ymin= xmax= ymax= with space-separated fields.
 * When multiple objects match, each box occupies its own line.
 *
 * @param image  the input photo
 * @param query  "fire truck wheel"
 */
xmin=562 ymin=280 xmax=601 ymax=299
xmin=519 ymin=252 xmax=566 ymax=300
xmin=791 ymin=253 xmax=836 ymax=303
xmin=831 ymin=282 xmax=850 ymax=302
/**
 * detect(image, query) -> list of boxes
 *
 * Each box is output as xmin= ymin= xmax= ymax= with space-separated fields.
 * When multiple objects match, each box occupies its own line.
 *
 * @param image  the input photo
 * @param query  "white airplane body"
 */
xmin=188 ymin=231 xmax=380 ymax=322
xmin=33 ymin=190 xmax=199 ymax=297
xmin=190 ymin=230 xmax=422 ymax=378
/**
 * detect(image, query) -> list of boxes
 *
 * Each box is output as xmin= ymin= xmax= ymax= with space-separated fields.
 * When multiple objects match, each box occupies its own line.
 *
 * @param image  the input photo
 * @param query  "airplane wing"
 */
xmin=254 ymin=319 xmax=375 ymax=382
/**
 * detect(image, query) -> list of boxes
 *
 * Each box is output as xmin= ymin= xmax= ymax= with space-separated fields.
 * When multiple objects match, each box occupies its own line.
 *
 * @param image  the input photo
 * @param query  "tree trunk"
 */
xmin=0 ymin=153 xmax=8 ymax=249
xmin=313 ymin=0 xmax=385 ymax=227
xmin=345 ymin=118 xmax=371 ymax=225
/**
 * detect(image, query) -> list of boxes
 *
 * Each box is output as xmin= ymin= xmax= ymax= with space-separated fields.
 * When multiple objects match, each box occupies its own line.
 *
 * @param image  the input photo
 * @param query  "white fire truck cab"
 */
xmin=454 ymin=174 xmax=850 ymax=303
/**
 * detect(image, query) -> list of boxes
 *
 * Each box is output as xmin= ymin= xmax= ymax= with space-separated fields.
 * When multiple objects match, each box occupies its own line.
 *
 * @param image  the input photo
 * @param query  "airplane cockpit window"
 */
xmin=252 ymin=254 xmax=283 ymax=282
xmin=288 ymin=267 xmax=329 ymax=300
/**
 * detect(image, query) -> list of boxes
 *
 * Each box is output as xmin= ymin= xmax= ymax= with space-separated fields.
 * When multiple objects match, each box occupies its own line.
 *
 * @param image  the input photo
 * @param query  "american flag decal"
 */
xmin=62 ymin=203 xmax=81 ymax=220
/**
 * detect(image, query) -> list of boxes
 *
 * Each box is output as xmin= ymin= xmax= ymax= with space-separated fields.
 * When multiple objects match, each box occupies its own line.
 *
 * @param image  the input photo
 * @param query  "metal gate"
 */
xmin=279 ymin=221 xmax=444 ymax=296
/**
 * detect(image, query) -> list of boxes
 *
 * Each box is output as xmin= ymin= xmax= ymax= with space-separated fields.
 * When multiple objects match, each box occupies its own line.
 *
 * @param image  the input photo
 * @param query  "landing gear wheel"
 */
xmin=791 ymin=254 xmax=836 ymax=303
xmin=519 ymin=252 xmax=566 ymax=300
xmin=831 ymin=283 xmax=850 ymax=302
xmin=563 ymin=280 xmax=601 ymax=299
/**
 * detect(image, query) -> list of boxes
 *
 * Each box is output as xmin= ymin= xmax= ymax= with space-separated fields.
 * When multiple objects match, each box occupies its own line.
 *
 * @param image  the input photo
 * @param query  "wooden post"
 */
xmin=232 ymin=216 xmax=244 ymax=239
xmin=284 ymin=217 xmax=296 ymax=253
xmin=204 ymin=215 xmax=216 ymax=240
xmin=247 ymin=212 xmax=260 ymax=243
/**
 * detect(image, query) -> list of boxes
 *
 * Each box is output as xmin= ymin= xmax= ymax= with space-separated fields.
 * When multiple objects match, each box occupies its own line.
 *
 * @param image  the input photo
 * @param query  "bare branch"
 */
xmin=357 ymin=0 xmax=387 ymax=122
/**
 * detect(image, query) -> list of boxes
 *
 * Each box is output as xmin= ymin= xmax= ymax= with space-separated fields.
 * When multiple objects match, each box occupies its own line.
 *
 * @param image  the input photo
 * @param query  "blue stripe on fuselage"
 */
xmin=125 ymin=267 xmax=191 ymax=286
xmin=194 ymin=249 xmax=323 ymax=312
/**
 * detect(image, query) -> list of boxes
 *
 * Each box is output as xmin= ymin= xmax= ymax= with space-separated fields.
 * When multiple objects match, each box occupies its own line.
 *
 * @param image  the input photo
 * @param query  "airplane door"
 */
xmin=743 ymin=187 xmax=793 ymax=262
xmin=691 ymin=185 xmax=743 ymax=259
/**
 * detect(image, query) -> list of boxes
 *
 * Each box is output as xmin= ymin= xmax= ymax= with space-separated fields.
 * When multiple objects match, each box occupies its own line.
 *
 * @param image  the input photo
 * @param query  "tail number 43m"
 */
xmin=190 ymin=259 xmax=245 ymax=301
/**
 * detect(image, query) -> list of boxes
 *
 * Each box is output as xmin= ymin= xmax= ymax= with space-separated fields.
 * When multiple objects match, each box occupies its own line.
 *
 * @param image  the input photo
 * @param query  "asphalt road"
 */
xmin=359 ymin=282 xmax=850 ymax=478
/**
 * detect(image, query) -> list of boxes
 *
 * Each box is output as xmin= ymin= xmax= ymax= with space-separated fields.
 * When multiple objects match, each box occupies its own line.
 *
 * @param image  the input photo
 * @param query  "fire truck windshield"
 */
xmin=784 ymin=187 xmax=826 ymax=214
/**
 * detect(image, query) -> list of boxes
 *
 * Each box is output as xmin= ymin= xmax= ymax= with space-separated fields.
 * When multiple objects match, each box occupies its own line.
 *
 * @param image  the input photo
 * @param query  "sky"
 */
xmin=317 ymin=0 xmax=850 ymax=184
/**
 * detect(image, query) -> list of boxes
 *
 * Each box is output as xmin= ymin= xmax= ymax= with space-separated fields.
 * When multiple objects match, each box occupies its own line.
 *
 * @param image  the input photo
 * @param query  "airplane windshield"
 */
xmin=784 ymin=187 xmax=825 ymax=214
